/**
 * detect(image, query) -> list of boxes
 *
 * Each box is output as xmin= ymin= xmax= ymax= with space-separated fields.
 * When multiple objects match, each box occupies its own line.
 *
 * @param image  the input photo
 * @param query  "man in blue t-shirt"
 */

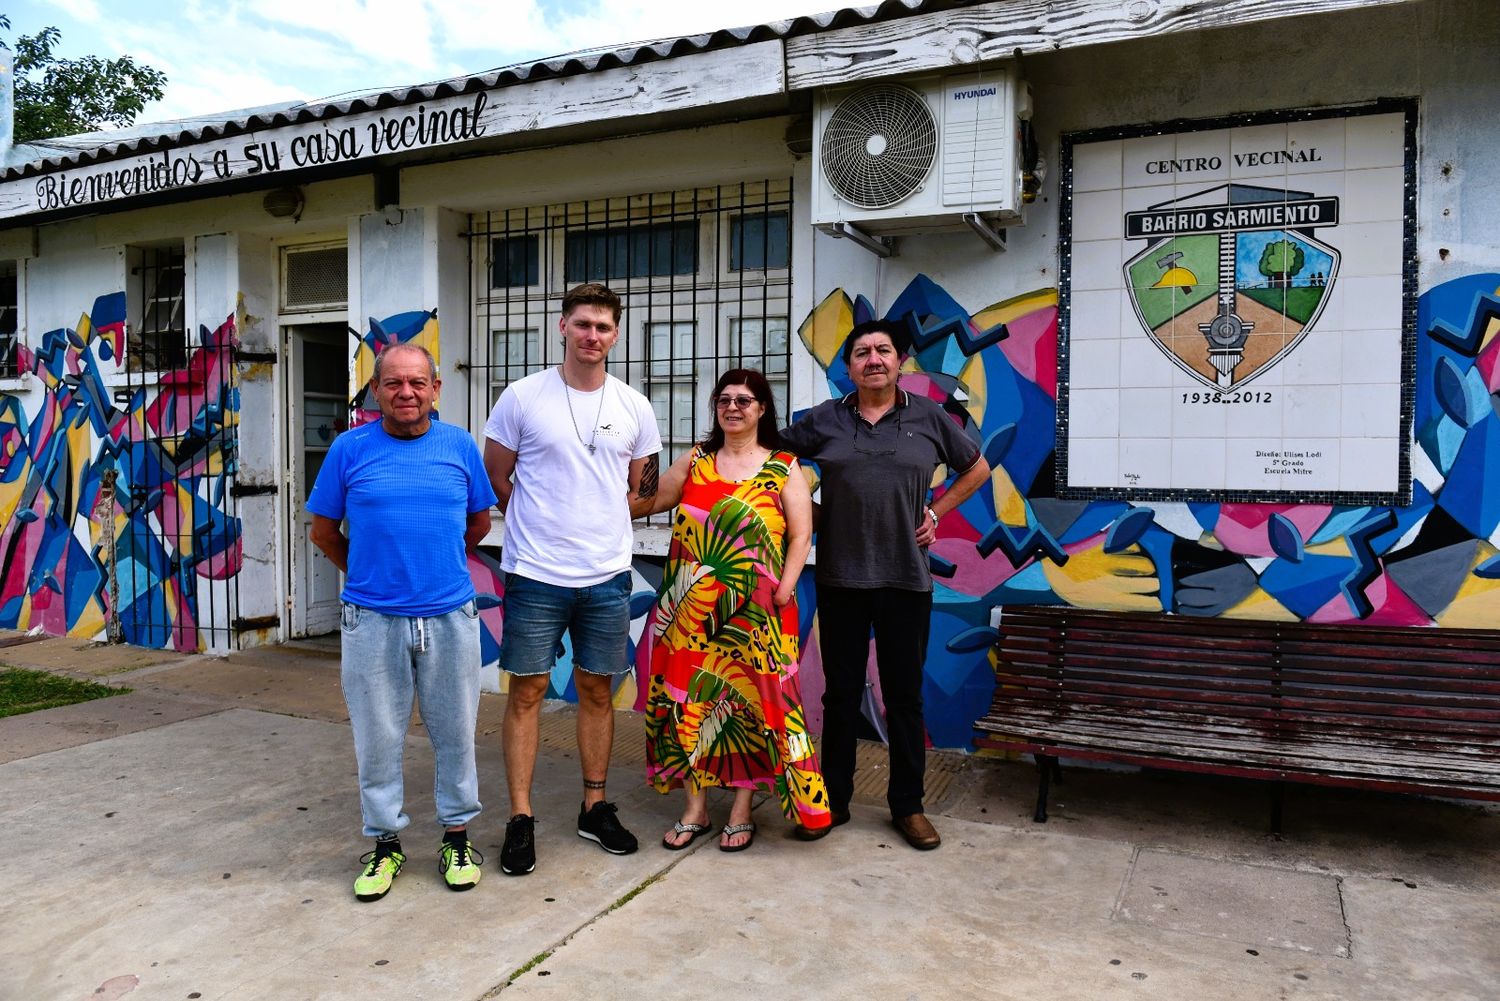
xmin=308 ymin=343 xmax=498 ymax=902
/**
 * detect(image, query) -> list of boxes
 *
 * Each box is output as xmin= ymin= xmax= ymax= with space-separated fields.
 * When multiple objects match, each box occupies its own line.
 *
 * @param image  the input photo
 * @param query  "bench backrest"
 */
xmin=995 ymin=606 xmax=1500 ymax=739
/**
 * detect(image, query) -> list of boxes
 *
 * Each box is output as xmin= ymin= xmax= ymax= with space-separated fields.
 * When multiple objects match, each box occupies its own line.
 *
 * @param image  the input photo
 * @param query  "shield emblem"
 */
xmin=1124 ymin=184 xmax=1341 ymax=392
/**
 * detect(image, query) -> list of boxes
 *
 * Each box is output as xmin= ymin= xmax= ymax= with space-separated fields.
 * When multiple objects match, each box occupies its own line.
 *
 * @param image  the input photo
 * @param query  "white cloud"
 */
xmin=45 ymin=0 xmax=105 ymax=25
xmin=111 ymin=0 xmax=837 ymax=124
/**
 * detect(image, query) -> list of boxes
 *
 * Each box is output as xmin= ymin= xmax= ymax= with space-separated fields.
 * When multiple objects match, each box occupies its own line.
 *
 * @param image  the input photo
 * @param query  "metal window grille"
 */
xmin=491 ymin=235 xmax=540 ymax=288
xmin=130 ymin=244 xmax=187 ymax=371
xmin=282 ymin=245 xmax=349 ymax=311
xmin=470 ymin=179 xmax=794 ymax=523
xmin=0 ymin=262 xmax=18 ymax=379
xmin=486 ymin=327 xmax=542 ymax=409
xmin=109 ymin=311 xmax=241 ymax=652
xmin=565 ymin=220 xmax=698 ymax=283
xmin=730 ymin=211 xmax=791 ymax=271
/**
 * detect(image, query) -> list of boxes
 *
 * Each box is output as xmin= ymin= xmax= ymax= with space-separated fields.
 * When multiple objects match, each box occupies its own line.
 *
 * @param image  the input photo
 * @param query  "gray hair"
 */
xmin=372 ymin=343 xmax=438 ymax=383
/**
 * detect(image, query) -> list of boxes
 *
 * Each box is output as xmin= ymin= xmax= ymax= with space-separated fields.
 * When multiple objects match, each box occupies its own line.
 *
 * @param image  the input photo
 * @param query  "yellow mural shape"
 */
xmin=1041 ymin=541 xmax=1159 ymax=612
xmin=351 ymin=313 xmax=442 ymax=395
xmin=1221 ymin=589 xmax=1298 ymax=622
xmin=972 ymin=288 xmax=1058 ymax=330
xmin=1435 ymin=543 xmax=1500 ymax=628
xmin=796 ymin=290 xmax=856 ymax=369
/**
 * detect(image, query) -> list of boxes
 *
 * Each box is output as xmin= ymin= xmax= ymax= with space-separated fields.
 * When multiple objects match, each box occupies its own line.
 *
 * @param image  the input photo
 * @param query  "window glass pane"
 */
xmin=304 ymin=451 xmax=326 ymax=501
xmin=490 ymin=235 xmax=540 ymax=288
xmin=647 ymin=321 xmax=694 ymax=378
xmin=730 ymin=212 xmax=790 ymax=271
xmin=303 ymin=397 xmax=344 ymax=446
xmin=565 ymin=220 xmax=697 ymax=282
xmin=153 ymin=262 xmax=186 ymax=299
xmin=760 ymin=378 xmax=789 ymax=423
xmin=304 ymin=341 xmax=349 ymax=395
xmin=491 ymin=328 xmax=541 ymax=368
xmin=0 ymin=265 xmax=18 ymax=377
xmin=649 ymin=382 xmax=697 ymax=444
xmin=0 ymin=270 xmax=17 ymax=336
xmin=730 ymin=317 xmax=790 ymax=417
xmin=131 ymin=244 xmax=187 ymax=371
xmin=730 ymin=317 xmax=790 ymax=375
xmin=489 ymin=328 xmax=541 ymax=399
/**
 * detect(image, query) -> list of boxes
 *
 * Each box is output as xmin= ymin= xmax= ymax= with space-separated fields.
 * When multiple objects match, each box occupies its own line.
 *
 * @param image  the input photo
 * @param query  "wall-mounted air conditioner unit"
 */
xmin=812 ymin=69 xmax=1030 ymax=244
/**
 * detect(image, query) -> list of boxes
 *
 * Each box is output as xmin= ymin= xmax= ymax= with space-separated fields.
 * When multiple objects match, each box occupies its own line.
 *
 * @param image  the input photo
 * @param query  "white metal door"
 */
xmin=287 ymin=323 xmax=349 ymax=637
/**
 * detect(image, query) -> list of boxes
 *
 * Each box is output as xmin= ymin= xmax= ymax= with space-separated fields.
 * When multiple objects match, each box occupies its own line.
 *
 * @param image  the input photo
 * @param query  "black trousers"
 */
xmin=815 ymin=584 xmax=932 ymax=819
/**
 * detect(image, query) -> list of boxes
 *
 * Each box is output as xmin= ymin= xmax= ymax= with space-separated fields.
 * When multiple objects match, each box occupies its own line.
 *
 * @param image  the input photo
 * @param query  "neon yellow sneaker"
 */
xmin=354 ymin=844 xmax=406 ymax=902
xmin=439 ymin=837 xmax=483 ymax=891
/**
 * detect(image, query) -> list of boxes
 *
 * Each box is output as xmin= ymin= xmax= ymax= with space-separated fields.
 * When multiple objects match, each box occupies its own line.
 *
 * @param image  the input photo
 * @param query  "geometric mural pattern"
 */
xmin=480 ymin=273 xmax=1500 ymax=750
xmin=0 ymin=292 xmax=241 ymax=651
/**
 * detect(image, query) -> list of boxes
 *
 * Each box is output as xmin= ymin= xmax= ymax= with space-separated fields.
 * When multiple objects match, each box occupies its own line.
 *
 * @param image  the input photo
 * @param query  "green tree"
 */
xmin=1257 ymin=238 xmax=1306 ymax=288
xmin=2 ymin=15 xmax=167 ymax=143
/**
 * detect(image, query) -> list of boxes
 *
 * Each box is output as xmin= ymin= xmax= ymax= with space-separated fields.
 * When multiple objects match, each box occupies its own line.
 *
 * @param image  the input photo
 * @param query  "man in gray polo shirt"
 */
xmin=780 ymin=319 xmax=990 ymax=850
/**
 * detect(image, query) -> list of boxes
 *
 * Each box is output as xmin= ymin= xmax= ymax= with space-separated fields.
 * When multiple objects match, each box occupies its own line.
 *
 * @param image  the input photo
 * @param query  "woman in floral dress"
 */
xmin=642 ymin=369 xmax=831 ymax=851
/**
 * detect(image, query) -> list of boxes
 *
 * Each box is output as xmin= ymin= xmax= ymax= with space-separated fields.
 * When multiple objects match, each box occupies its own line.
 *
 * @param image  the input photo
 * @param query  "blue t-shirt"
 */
xmin=306 ymin=419 xmax=498 ymax=616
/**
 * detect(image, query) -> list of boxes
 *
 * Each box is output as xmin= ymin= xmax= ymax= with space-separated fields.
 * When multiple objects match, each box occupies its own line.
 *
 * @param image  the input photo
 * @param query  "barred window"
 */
xmin=487 ymin=327 xmax=542 ymax=410
xmin=0 ymin=262 xmax=18 ymax=379
xmin=728 ymin=315 xmax=791 ymax=419
xmin=564 ymin=220 xmax=697 ymax=283
xmin=729 ymin=212 xmax=791 ymax=272
xmin=471 ymin=181 xmax=794 ymax=517
xmin=491 ymin=235 xmax=540 ymax=289
xmin=128 ymin=243 xmax=187 ymax=371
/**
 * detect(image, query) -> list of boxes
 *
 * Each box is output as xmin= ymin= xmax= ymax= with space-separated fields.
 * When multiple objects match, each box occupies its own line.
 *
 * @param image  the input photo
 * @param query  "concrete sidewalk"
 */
xmin=2 ymin=634 xmax=1497 ymax=1001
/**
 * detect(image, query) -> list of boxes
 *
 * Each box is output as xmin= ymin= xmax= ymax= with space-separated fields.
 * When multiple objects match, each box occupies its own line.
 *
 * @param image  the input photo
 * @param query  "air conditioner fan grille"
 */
xmin=821 ymin=85 xmax=937 ymax=211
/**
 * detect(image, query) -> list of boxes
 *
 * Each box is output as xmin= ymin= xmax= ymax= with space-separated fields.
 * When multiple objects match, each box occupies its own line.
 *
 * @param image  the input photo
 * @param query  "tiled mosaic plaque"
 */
xmin=1061 ymin=107 xmax=1414 ymax=500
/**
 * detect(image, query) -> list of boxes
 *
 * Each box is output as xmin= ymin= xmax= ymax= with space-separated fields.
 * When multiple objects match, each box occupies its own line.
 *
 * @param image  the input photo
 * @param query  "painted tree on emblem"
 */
xmin=1258 ymin=239 xmax=1306 ymax=289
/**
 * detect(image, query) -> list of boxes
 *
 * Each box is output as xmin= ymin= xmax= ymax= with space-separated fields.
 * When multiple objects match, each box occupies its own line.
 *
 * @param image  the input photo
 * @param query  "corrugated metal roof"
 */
xmin=2 ymin=0 xmax=980 ymax=180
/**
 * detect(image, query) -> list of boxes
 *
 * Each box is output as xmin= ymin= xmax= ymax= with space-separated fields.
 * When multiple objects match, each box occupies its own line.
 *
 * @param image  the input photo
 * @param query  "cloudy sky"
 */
xmin=7 ymin=0 xmax=842 ymax=124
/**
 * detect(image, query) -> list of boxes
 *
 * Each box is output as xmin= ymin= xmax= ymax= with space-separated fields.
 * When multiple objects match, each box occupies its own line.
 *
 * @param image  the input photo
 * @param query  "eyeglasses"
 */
xmin=714 ymin=394 xmax=759 ymax=410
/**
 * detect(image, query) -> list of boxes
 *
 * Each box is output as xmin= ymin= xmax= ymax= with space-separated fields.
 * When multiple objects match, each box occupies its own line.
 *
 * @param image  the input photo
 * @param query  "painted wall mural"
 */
xmin=349 ymin=309 xmax=441 ymax=426
xmin=799 ymin=271 xmax=1500 ymax=749
xmin=0 ymin=293 xmax=242 ymax=650
xmin=467 ymin=271 xmax=1500 ymax=750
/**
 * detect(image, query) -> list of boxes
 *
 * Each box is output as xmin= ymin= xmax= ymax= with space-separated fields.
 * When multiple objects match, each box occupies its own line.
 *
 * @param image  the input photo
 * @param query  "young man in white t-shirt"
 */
xmin=483 ymin=283 xmax=662 ymax=875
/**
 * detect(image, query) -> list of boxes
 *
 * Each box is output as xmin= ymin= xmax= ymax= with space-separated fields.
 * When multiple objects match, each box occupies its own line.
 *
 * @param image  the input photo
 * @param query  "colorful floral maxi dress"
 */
xmin=644 ymin=448 xmax=831 ymax=830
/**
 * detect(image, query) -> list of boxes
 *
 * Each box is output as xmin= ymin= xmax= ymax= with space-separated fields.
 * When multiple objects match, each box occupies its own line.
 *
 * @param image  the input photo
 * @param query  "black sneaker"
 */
xmin=577 ymin=801 xmax=638 ymax=855
xmin=500 ymin=814 xmax=536 ymax=876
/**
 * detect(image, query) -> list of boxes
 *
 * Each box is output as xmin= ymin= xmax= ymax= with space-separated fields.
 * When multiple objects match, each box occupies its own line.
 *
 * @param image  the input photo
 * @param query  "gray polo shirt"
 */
xmin=781 ymin=389 xmax=982 ymax=592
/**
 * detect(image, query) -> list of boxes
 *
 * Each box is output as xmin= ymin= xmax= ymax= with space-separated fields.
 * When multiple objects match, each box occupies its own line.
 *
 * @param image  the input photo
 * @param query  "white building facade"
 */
xmin=1 ymin=0 xmax=1496 ymax=748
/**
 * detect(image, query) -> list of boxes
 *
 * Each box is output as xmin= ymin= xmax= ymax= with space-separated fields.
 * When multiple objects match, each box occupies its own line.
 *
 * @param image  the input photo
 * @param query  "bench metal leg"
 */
xmin=1034 ymin=754 xmax=1057 ymax=823
xmin=1269 ymin=781 xmax=1284 ymax=836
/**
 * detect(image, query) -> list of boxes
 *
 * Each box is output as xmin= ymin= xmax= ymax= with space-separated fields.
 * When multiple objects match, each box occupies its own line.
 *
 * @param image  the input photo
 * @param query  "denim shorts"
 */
xmin=500 ymin=570 xmax=633 ymax=677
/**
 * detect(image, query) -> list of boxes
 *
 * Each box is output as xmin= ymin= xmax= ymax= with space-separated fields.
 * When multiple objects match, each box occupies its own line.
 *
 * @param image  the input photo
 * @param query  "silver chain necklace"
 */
xmin=559 ymin=368 xmax=606 ymax=454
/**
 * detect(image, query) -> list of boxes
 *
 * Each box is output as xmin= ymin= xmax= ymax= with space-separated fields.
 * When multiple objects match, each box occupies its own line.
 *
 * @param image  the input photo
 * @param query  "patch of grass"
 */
xmin=1241 ymin=284 xmax=1326 ymax=324
xmin=507 ymin=950 xmax=553 ymax=983
xmin=0 ymin=667 xmax=128 ymax=718
xmin=606 ymin=872 xmax=663 ymax=914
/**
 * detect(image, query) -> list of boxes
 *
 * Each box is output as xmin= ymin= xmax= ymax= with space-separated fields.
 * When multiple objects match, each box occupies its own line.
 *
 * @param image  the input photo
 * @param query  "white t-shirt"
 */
xmin=485 ymin=368 xmax=662 ymax=587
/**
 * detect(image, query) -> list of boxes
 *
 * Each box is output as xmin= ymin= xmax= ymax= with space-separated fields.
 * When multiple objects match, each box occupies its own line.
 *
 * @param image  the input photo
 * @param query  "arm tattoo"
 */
xmin=636 ymin=453 xmax=660 ymax=499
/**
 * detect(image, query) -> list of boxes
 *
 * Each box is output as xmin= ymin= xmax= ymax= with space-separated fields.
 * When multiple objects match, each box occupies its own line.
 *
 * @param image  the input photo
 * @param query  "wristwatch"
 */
xmin=926 ymin=507 xmax=940 ymax=528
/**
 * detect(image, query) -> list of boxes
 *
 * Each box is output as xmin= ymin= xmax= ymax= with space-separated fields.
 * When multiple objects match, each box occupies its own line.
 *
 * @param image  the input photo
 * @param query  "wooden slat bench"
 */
xmin=974 ymin=606 xmax=1500 ymax=830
